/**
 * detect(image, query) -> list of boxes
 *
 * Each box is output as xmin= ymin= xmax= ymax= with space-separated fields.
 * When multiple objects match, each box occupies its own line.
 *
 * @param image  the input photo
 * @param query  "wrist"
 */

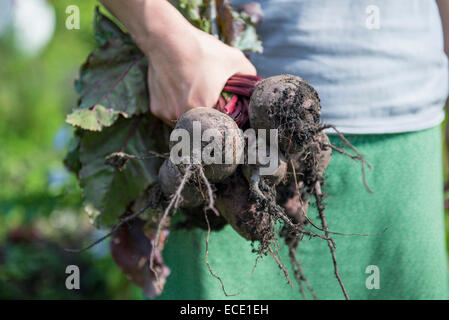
xmin=100 ymin=0 xmax=197 ymax=57
xmin=133 ymin=1 xmax=197 ymax=57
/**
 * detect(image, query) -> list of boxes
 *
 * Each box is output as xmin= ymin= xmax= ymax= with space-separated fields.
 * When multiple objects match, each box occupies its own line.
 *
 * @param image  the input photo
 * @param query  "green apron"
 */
xmin=158 ymin=125 xmax=449 ymax=299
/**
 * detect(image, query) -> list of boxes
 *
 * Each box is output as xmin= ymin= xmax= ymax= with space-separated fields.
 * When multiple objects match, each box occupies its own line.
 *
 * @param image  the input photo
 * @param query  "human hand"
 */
xmin=145 ymin=26 xmax=256 ymax=125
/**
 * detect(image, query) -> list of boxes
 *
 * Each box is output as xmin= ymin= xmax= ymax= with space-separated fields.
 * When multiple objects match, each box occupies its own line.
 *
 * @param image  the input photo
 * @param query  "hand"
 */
xmin=145 ymin=27 xmax=256 ymax=125
xmin=99 ymin=0 xmax=255 ymax=124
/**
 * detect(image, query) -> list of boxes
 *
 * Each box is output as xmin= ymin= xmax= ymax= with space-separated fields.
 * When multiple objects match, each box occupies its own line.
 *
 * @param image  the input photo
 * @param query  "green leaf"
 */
xmin=216 ymin=0 xmax=263 ymax=53
xmin=68 ymin=38 xmax=148 ymax=131
xmin=63 ymin=133 xmax=82 ymax=176
xmin=174 ymin=0 xmax=211 ymax=33
xmin=232 ymin=21 xmax=263 ymax=53
xmin=66 ymin=105 xmax=126 ymax=131
xmin=78 ymin=115 xmax=164 ymax=228
xmin=110 ymin=217 xmax=170 ymax=299
xmin=94 ymin=6 xmax=132 ymax=46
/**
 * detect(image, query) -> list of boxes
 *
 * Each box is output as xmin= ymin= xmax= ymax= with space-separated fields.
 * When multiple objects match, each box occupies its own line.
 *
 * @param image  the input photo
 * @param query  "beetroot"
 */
xmin=215 ymin=171 xmax=274 ymax=242
xmin=158 ymin=158 xmax=204 ymax=208
xmin=248 ymin=74 xmax=321 ymax=154
xmin=170 ymin=107 xmax=244 ymax=183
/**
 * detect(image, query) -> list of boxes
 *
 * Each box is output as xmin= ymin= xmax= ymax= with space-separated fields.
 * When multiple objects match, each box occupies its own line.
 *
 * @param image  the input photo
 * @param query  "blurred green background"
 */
xmin=0 ymin=0 xmax=448 ymax=300
xmin=0 ymin=0 xmax=143 ymax=299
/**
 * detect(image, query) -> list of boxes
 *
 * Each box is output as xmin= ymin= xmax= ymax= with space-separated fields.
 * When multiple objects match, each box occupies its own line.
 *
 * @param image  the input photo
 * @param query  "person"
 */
xmin=99 ymin=0 xmax=449 ymax=299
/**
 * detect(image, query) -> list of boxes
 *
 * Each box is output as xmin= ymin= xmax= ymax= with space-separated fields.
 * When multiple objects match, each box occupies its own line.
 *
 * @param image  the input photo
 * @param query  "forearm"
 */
xmin=437 ymin=0 xmax=449 ymax=56
xmin=98 ymin=0 xmax=197 ymax=55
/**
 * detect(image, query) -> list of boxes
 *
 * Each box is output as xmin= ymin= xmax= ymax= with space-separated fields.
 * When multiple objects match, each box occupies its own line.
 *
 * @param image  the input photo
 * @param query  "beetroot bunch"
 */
xmin=153 ymin=73 xmax=360 ymax=299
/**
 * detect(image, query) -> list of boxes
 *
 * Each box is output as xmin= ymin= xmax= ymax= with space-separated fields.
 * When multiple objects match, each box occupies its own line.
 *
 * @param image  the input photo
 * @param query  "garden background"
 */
xmin=0 ymin=0 xmax=447 ymax=299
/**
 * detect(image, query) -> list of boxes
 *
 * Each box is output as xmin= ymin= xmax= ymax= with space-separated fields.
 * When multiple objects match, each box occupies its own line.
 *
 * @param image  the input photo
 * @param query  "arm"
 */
xmin=437 ymin=1 xmax=449 ymax=91
xmin=99 ymin=0 xmax=196 ymax=55
xmin=437 ymin=1 xmax=449 ymax=159
xmin=437 ymin=0 xmax=449 ymax=56
xmin=98 ymin=0 xmax=256 ymax=124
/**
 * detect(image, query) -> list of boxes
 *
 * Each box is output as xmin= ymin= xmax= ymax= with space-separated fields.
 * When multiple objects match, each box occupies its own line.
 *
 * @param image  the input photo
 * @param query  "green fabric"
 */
xmin=158 ymin=125 xmax=449 ymax=300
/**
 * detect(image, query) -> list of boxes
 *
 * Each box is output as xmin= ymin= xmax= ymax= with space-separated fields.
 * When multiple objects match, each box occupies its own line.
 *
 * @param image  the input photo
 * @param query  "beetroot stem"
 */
xmin=233 ymin=73 xmax=263 ymax=81
xmin=223 ymin=86 xmax=253 ymax=97
xmin=226 ymin=79 xmax=257 ymax=88
xmin=230 ymin=100 xmax=243 ymax=118
xmin=224 ymin=95 xmax=238 ymax=114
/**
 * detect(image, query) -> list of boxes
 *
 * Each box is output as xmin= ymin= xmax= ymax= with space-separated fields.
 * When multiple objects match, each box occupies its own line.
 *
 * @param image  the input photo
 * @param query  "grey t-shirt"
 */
xmin=235 ymin=0 xmax=448 ymax=133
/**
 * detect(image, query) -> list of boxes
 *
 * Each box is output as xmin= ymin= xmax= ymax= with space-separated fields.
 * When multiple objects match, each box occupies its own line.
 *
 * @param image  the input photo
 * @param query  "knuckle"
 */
xmin=150 ymin=105 xmax=164 ymax=119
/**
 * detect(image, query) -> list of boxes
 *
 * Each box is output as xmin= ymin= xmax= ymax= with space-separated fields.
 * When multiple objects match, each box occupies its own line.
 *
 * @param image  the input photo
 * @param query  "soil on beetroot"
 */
xmin=170 ymin=108 xmax=244 ymax=183
xmin=215 ymin=169 xmax=275 ymax=246
xmin=249 ymin=75 xmax=321 ymax=154
xmin=168 ymin=76 xmax=363 ymax=300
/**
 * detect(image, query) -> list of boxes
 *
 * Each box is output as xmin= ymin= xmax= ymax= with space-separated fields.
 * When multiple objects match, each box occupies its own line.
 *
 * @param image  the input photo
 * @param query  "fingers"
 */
xmin=148 ymin=73 xmax=180 ymax=126
xmin=145 ymin=38 xmax=258 ymax=127
xmin=232 ymin=49 xmax=257 ymax=76
xmin=238 ymin=52 xmax=257 ymax=76
xmin=149 ymin=93 xmax=178 ymax=127
xmin=240 ymin=63 xmax=257 ymax=77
